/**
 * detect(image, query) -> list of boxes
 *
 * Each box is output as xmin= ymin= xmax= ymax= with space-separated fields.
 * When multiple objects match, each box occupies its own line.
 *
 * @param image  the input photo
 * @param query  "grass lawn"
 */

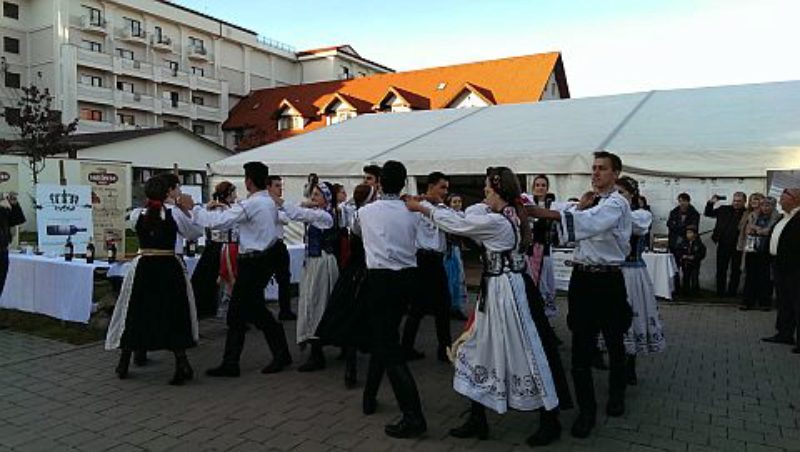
xmin=0 ymin=309 xmax=105 ymax=345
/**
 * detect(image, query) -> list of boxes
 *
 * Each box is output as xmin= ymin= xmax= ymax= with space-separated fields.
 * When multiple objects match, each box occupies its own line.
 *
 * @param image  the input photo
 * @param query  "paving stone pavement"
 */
xmin=0 ymin=301 xmax=799 ymax=452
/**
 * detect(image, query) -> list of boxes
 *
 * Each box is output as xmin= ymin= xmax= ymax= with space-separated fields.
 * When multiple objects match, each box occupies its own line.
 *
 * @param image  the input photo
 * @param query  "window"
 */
xmin=4 ymin=37 xmax=19 ymax=54
xmin=328 ymin=110 xmax=356 ymax=125
xmin=80 ymin=108 xmax=103 ymax=121
xmin=191 ymin=66 xmax=204 ymax=77
xmin=277 ymin=115 xmax=303 ymax=131
xmin=166 ymin=60 xmax=179 ymax=74
xmin=82 ymin=40 xmax=102 ymax=52
xmin=192 ymin=124 xmax=205 ymax=135
xmin=188 ymin=37 xmax=204 ymax=51
xmin=191 ymin=96 xmax=204 ymax=106
xmin=358 ymin=71 xmax=366 ymax=78
xmin=117 ymin=113 xmax=135 ymax=125
xmin=83 ymin=6 xmax=102 ymax=26
xmin=3 ymin=2 xmax=19 ymax=20
xmin=80 ymin=74 xmax=102 ymax=87
xmin=153 ymin=26 xmax=163 ymax=43
xmin=116 ymin=81 xmax=134 ymax=93
xmin=340 ymin=66 xmax=350 ymax=79
xmin=123 ymin=18 xmax=143 ymax=37
xmin=4 ymin=107 xmax=19 ymax=126
xmin=4 ymin=72 xmax=20 ymax=89
xmin=551 ymin=82 xmax=556 ymax=96
xmin=163 ymin=91 xmax=180 ymax=107
xmin=116 ymin=48 xmax=134 ymax=60
xmin=234 ymin=130 xmax=244 ymax=145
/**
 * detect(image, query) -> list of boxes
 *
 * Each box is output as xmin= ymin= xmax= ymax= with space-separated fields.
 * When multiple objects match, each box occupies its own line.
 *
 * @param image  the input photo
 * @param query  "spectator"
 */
xmin=704 ymin=192 xmax=747 ymax=297
xmin=741 ymin=196 xmax=779 ymax=311
xmin=0 ymin=192 xmax=25 ymax=299
xmin=736 ymin=193 xmax=765 ymax=255
xmin=667 ymin=193 xmax=700 ymax=255
xmin=677 ymin=225 xmax=706 ymax=296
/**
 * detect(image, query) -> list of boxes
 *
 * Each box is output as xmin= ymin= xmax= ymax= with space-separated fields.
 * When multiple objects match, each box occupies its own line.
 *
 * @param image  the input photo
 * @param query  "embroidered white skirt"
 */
xmin=452 ymin=272 xmax=559 ymax=414
xmin=622 ymin=265 xmax=666 ymax=354
xmin=296 ymin=251 xmax=339 ymax=344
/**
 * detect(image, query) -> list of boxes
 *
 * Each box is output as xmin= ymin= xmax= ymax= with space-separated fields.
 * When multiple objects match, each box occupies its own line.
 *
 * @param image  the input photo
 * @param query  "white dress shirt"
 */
xmin=281 ymin=203 xmax=335 ymax=229
xmin=191 ymin=191 xmax=279 ymax=254
xmin=129 ymin=204 xmax=203 ymax=253
xmin=631 ymin=209 xmax=653 ymax=236
xmin=415 ymin=201 xmax=447 ymax=253
xmin=770 ymin=206 xmax=799 ymax=256
xmin=276 ymin=211 xmax=290 ymax=240
xmin=430 ymin=203 xmax=515 ymax=252
xmin=560 ymin=191 xmax=632 ymax=266
xmin=358 ymin=198 xmax=420 ymax=270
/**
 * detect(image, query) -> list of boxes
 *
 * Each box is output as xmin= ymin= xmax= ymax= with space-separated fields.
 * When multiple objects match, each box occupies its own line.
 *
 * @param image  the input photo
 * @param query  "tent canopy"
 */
xmin=210 ymin=80 xmax=800 ymax=178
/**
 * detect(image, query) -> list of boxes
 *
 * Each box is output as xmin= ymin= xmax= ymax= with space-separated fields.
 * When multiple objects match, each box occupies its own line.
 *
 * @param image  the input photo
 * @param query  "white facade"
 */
xmin=0 ymin=0 xmax=390 ymax=146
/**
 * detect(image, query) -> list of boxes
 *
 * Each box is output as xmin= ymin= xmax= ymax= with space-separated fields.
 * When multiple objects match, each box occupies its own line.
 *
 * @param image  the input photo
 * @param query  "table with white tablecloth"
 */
xmin=550 ymin=248 xmax=678 ymax=300
xmin=0 ymin=254 xmax=110 ymax=323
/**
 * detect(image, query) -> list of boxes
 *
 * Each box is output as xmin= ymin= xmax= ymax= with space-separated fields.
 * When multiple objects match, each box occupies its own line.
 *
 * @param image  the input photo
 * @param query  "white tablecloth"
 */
xmin=0 ymin=254 xmax=110 ymax=323
xmin=641 ymin=252 xmax=678 ymax=300
xmin=548 ymin=249 xmax=678 ymax=300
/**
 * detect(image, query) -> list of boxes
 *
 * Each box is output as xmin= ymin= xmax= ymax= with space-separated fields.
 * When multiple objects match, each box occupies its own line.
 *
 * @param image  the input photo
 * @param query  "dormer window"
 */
xmin=278 ymin=115 xmax=303 ymax=131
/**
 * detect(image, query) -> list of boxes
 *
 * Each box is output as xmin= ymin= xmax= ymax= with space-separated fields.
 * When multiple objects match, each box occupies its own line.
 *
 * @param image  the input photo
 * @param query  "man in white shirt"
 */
xmin=401 ymin=172 xmax=453 ymax=362
xmin=186 ymin=162 xmax=292 ymax=377
xmin=358 ymin=160 xmax=427 ymax=439
xmin=267 ymin=175 xmax=297 ymax=321
xmin=762 ymin=188 xmax=800 ymax=351
xmin=528 ymin=151 xmax=633 ymax=439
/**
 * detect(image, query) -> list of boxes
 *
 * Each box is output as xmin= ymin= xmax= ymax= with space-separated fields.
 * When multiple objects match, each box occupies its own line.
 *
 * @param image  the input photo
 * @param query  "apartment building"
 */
xmin=0 ymin=0 xmax=391 ymax=145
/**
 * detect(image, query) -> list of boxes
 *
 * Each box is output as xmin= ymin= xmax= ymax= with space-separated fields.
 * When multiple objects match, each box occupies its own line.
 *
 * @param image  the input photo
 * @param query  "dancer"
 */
xmin=443 ymin=193 xmax=468 ymax=320
xmin=266 ymin=175 xmax=297 ymax=320
xmin=528 ymin=151 xmax=633 ymax=439
xmin=616 ymin=176 xmax=666 ymax=385
xmin=406 ymin=166 xmax=560 ymax=444
xmin=316 ymin=184 xmax=378 ymax=388
xmin=105 ymin=175 xmax=201 ymax=385
xmin=191 ymin=181 xmax=238 ymax=319
xmin=402 ymin=171 xmax=453 ymax=362
xmin=523 ymin=175 xmax=560 ymax=318
xmin=276 ymin=180 xmax=338 ymax=372
xmin=359 ymin=160 xmax=427 ymax=438
xmin=190 ymin=162 xmax=293 ymax=377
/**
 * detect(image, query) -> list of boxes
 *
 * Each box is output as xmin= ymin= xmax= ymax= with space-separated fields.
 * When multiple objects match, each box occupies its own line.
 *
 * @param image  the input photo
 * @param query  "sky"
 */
xmin=174 ymin=0 xmax=799 ymax=98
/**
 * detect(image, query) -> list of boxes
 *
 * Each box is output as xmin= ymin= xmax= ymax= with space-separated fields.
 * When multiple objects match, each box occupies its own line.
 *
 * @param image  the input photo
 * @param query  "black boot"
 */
xmin=626 ymin=354 xmax=638 ymax=386
xmin=449 ymin=402 xmax=489 ymax=440
xmin=401 ymin=316 xmax=425 ymax=361
xmin=363 ymin=356 xmax=384 ymax=415
xmin=115 ymin=350 xmax=132 ymax=379
xmin=206 ymin=327 xmax=244 ymax=377
xmin=133 ymin=350 xmax=148 ymax=367
xmin=344 ymin=347 xmax=358 ymax=389
xmin=571 ymin=367 xmax=597 ymax=438
xmin=384 ymin=363 xmax=427 ymax=438
xmin=298 ymin=341 xmax=326 ymax=372
xmin=527 ymin=408 xmax=561 ymax=447
xmin=169 ymin=350 xmax=194 ymax=386
xmin=262 ymin=324 xmax=292 ymax=374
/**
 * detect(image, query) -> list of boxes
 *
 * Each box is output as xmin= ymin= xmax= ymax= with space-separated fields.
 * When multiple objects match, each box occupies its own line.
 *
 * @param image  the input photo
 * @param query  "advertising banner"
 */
xmin=80 ymin=162 xmax=128 ymax=255
xmin=36 ymin=184 xmax=93 ymax=255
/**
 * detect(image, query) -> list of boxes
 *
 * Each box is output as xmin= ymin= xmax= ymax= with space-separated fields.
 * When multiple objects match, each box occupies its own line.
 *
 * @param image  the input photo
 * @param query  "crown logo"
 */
xmin=50 ymin=189 xmax=81 ymax=212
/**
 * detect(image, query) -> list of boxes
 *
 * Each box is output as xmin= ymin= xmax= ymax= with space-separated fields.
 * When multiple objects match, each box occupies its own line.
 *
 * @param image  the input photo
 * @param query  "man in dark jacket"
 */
xmin=704 ymin=192 xmax=746 ymax=297
xmin=762 ymin=188 xmax=800 ymax=352
xmin=667 ymin=193 xmax=700 ymax=254
xmin=0 ymin=192 xmax=25 ymax=297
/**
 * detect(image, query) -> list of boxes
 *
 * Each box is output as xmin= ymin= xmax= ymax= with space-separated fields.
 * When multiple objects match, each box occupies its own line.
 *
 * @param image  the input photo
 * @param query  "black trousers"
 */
xmin=274 ymin=240 xmax=293 ymax=315
xmin=365 ymin=268 xmax=424 ymax=417
xmin=681 ymin=263 xmax=701 ymax=296
xmin=402 ymin=251 xmax=452 ymax=351
xmin=774 ymin=266 xmax=800 ymax=343
xmin=716 ymin=244 xmax=742 ymax=296
xmin=567 ymin=269 xmax=632 ymax=415
xmin=743 ymin=253 xmax=773 ymax=308
xmin=222 ymin=248 xmax=290 ymax=366
xmin=0 ymin=249 xmax=8 ymax=299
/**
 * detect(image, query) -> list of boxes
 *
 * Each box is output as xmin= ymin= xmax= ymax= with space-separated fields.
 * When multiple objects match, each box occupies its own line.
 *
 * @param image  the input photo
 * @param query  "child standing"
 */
xmin=678 ymin=225 xmax=706 ymax=296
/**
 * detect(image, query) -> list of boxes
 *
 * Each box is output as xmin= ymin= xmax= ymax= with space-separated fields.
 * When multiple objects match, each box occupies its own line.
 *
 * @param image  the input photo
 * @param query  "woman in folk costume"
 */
xmin=615 ymin=176 xmax=666 ymax=385
xmin=316 ymin=184 xmax=378 ymax=388
xmin=105 ymin=175 xmax=203 ymax=385
xmin=191 ymin=181 xmax=239 ymax=319
xmin=443 ymin=193 xmax=469 ymax=320
xmin=276 ymin=181 xmax=339 ymax=372
xmin=405 ymin=167 xmax=561 ymax=445
xmin=523 ymin=175 xmax=560 ymax=318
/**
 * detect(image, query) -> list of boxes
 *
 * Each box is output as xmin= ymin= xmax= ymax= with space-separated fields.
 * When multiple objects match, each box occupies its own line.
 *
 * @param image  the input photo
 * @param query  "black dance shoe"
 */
xmin=449 ymin=412 xmax=488 ymax=440
xmin=206 ymin=364 xmax=240 ymax=377
xmin=261 ymin=354 xmax=292 ymax=374
xmin=169 ymin=357 xmax=194 ymax=386
xmin=115 ymin=351 xmax=131 ymax=380
xmin=526 ymin=413 xmax=561 ymax=447
xmin=133 ymin=350 xmax=148 ymax=367
xmin=792 ymin=347 xmax=800 ymax=354
xmin=570 ymin=412 xmax=596 ymax=439
xmin=762 ymin=335 xmax=795 ymax=345
xmin=362 ymin=396 xmax=377 ymax=415
xmin=385 ymin=414 xmax=427 ymax=439
xmin=606 ymin=397 xmax=625 ymax=417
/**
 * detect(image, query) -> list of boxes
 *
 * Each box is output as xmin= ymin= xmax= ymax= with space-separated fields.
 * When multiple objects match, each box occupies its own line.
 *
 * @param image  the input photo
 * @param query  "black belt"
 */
xmin=418 ymin=249 xmax=444 ymax=258
xmin=239 ymin=247 xmax=272 ymax=260
xmin=572 ymin=263 xmax=621 ymax=273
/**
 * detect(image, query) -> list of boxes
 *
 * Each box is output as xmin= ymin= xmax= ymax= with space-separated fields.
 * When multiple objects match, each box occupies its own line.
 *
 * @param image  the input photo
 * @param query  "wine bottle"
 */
xmin=107 ymin=240 xmax=117 ymax=263
xmin=64 ymin=236 xmax=74 ymax=262
xmin=85 ymin=241 xmax=95 ymax=264
xmin=47 ymin=225 xmax=88 ymax=236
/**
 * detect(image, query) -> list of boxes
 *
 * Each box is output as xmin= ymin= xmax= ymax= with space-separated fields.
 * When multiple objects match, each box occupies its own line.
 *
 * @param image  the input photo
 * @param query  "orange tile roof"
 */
xmin=224 ymin=52 xmax=568 ymax=149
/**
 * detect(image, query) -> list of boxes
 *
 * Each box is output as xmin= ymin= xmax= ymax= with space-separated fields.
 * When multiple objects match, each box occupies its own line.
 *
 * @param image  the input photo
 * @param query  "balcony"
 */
xmin=77 ymin=120 xmax=114 ymax=134
xmin=118 ymin=28 xmax=147 ymax=45
xmin=77 ymin=48 xmax=112 ymax=69
xmin=192 ymin=75 xmax=221 ymax=93
xmin=115 ymin=122 xmax=142 ymax=131
xmin=187 ymin=45 xmax=210 ymax=61
xmin=77 ymin=84 xmax=114 ymax=105
xmin=193 ymin=104 xmax=222 ymax=122
xmin=161 ymin=99 xmax=191 ymax=117
xmin=157 ymin=66 xmax=190 ymax=86
xmin=116 ymin=91 xmax=155 ymax=111
xmin=151 ymin=35 xmax=173 ymax=52
xmin=114 ymin=58 xmax=154 ymax=80
xmin=80 ymin=16 xmax=108 ymax=34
